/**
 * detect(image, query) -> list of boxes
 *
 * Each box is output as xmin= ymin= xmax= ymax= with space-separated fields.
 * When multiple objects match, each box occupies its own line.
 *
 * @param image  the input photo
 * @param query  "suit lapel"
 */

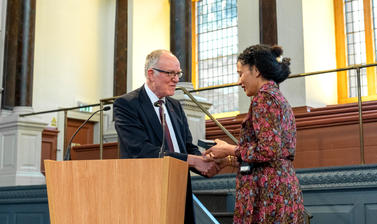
xmin=165 ymin=98 xmax=186 ymax=153
xmin=139 ymin=86 xmax=163 ymax=143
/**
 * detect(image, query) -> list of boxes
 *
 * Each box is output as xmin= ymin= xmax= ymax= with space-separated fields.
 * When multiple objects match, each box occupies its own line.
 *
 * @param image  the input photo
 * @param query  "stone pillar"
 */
xmin=113 ymin=0 xmax=128 ymax=96
xmin=170 ymin=0 xmax=192 ymax=82
xmin=173 ymin=82 xmax=211 ymax=151
xmin=0 ymin=0 xmax=46 ymax=187
xmin=2 ymin=0 xmax=36 ymax=109
xmin=0 ymin=107 xmax=47 ymax=186
xmin=103 ymin=110 xmax=117 ymax=143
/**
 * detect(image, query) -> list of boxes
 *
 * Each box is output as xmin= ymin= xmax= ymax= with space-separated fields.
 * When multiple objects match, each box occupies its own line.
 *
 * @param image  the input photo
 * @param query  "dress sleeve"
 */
xmin=236 ymin=92 xmax=283 ymax=163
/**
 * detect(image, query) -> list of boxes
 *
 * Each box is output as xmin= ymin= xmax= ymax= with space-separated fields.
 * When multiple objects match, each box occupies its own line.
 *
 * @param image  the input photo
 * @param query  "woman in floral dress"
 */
xmin=204 ymin=44 xmax=305 ymax=223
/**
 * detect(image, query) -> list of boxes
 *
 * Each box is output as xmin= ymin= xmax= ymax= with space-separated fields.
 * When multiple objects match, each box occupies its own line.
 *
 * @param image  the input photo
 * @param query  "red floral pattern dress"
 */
xmin=233 ymin=81 xmax=305 ymax=223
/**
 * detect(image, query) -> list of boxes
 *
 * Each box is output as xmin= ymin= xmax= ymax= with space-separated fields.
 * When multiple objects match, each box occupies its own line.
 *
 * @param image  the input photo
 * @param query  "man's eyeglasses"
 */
xmin=152 ymin=68 xmax=183 ymax=79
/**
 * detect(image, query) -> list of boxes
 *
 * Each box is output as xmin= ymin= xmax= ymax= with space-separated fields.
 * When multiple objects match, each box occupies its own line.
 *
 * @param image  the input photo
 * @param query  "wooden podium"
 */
xmin=44 ymin=157 xmax=188 ymax=224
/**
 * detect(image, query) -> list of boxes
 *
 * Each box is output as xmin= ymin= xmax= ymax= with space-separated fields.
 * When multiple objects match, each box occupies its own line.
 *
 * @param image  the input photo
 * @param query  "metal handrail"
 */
xmin=18 ymin=63 xmax=377 ymax=164
xmin=176 ymin=87 xmax=239 ymax=144
xmin=19 ymin=103 xmax=101 ymax=117
xmin=19 ymin=62 xmax=377 ymax=118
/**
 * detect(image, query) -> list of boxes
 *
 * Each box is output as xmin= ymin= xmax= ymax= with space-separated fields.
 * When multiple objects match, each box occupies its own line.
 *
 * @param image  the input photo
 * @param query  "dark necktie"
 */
xmin=157 ymin=100 xmax=174 ymax=152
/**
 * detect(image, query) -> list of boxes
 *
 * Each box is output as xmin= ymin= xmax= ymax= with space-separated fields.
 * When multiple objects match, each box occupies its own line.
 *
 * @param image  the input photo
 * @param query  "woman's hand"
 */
xmin=202 ymin=139 xmax=236 ymax=159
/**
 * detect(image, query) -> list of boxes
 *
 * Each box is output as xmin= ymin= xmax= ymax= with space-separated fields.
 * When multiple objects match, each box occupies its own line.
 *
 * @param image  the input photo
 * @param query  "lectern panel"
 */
xmin=45 ymin=157 xmax=188 ymax=224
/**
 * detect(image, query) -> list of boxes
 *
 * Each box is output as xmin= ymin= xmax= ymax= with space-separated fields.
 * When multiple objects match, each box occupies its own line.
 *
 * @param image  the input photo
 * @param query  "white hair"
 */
xmin=144 ymin=49 xmax=173 ymax=77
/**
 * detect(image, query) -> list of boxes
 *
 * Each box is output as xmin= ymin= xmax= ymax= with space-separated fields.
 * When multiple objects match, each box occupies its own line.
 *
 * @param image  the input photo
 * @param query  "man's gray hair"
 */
xmin=144 ymin=49 xmax=172 ymax=77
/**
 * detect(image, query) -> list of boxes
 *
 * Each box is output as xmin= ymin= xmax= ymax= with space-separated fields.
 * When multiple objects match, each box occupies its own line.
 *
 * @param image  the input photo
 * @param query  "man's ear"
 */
xmin=147 ymin=69 xmax=154 ymax=81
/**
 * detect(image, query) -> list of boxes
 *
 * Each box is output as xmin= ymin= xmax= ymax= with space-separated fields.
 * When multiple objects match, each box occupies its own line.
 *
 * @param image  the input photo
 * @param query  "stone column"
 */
xmin=2 ymin=0 xmax=36 ymax=109
xmin=113 ymin=0 xmax=128 ymax=96
xmin=170 ymin=0 xmax=192 ymax=82
xmin=0 ymin=0 xmax=47 ymax=186
xmin=0 ymin=107 xmax=47 ymax=186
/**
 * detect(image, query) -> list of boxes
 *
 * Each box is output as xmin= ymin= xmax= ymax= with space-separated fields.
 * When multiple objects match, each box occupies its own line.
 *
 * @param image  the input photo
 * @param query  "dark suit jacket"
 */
xmin=113 ymin=85 xmax=202 ymax=224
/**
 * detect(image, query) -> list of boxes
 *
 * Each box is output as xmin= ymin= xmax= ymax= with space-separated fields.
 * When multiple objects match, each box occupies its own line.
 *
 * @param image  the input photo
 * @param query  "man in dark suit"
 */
xmin=113 ymin=49 xmax=219 ymax=223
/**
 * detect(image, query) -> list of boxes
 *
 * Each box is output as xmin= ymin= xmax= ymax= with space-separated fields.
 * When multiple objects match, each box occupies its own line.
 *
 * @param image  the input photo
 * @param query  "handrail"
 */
xmin=19 ymin=103 xmax=101 ymax=117
xmin=18 ymin=62 xmax=377 ymax=117
xmin=17 ymin=62 xmax=377 ymax=164
xmin=192 ymin=194 xmax=220 ymax=224
xmin=288 ymin=63 xmax=377 ymax=79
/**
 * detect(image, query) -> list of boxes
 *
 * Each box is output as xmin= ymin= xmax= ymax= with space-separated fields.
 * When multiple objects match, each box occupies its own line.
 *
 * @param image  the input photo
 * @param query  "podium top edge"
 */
xmin=44 ymin=157 xmax=187 ymax=164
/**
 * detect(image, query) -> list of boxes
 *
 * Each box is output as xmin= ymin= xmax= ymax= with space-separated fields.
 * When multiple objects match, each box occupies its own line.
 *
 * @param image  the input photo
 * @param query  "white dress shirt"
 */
xmin=144 ymin=84 xmax=180 ymax=153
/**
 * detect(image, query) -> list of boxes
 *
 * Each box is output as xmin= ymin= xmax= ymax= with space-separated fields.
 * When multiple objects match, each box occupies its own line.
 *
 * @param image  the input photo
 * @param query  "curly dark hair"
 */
xmin=237 ymin=44 xmax=291 ymax=84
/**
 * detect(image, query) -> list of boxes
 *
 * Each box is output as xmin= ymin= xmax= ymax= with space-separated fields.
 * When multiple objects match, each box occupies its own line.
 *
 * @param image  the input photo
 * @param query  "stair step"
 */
xmin=194 ymin=192 xmax=228 ymax=212
xmin=212 ymin=212 xmax=234 ymax=224
xmin=194 ymin=190 xmax=235 ymax=214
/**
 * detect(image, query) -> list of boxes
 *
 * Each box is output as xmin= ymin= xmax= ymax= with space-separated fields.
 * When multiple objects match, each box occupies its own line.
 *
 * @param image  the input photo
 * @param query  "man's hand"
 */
xmin=214 ymin=157 xmax=229 ymax=169
xmin=187 ymin=155 xmax=220 ymax=177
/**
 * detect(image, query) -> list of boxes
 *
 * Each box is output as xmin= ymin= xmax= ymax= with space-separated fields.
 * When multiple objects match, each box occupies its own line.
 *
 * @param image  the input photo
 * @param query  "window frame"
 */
xmin=334 ymin=0 xmax=377 ymax=103
xmin=191 ymin=0 xmax=240 ymax=118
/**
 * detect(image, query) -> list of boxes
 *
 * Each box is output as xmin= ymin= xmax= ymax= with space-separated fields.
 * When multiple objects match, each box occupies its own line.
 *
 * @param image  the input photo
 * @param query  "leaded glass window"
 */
xmin=196 ymin=0 xmax=238 ymax=114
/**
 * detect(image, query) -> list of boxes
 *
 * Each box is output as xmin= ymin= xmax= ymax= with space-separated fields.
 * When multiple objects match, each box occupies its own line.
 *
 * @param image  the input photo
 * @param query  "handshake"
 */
xmin=187 ymin=139 xmax=239 ymax=177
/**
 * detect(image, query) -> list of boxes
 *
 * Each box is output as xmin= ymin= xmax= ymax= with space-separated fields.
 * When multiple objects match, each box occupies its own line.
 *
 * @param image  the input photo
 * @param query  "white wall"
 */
xmin=27 ymin=0 xmax=339 ymax=126
xmin=31 ymin=0 xmax=171 ymax=160
xmin=127 ymin=0 xmax=170 ymax=92
xmin=237 ymin=0 xmax=259 ymax=113
xmin=302 ymin=0 xmax=337 ymax=107
xmin=237 ymin=0 xmax=337 ymax=110
xmin=277 ymin=0 xmax=306 ymax=107
xmin=33 ymin=0 xmax=116 ymax=125
xmin=238 ymin=0 xmax=307 ymax=110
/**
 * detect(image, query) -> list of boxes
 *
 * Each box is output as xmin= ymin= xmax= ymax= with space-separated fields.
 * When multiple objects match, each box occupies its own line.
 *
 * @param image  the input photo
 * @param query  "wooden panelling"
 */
xmin=71 ymin=142 xmax=119 ymax=160
xmin=205 ymin=101 xmax=377 ymax=169
xmin=44 ymin=158 xmax=187 ymax=223
xmin=66 ymin=118 xmax=94 ymax=146
xmin=41 ymin=127 xmax=58 ymax=175
xmin=205 ymin=114 xmax=245 ymax=144
xmin=294 ymin=122 xmax=377 ymax=168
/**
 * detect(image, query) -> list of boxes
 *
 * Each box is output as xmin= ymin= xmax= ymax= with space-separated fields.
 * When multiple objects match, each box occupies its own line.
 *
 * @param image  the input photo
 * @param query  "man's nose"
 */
xmin=172 ymin=75 xmax=179 ymax=83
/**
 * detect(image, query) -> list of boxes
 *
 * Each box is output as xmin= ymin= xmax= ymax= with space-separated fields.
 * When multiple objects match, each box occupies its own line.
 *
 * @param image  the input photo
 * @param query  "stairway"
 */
xmin=192 ymin=174 xmax=312 ymax=224
xmin=194 ymin=190 xmax=235 ymax=224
